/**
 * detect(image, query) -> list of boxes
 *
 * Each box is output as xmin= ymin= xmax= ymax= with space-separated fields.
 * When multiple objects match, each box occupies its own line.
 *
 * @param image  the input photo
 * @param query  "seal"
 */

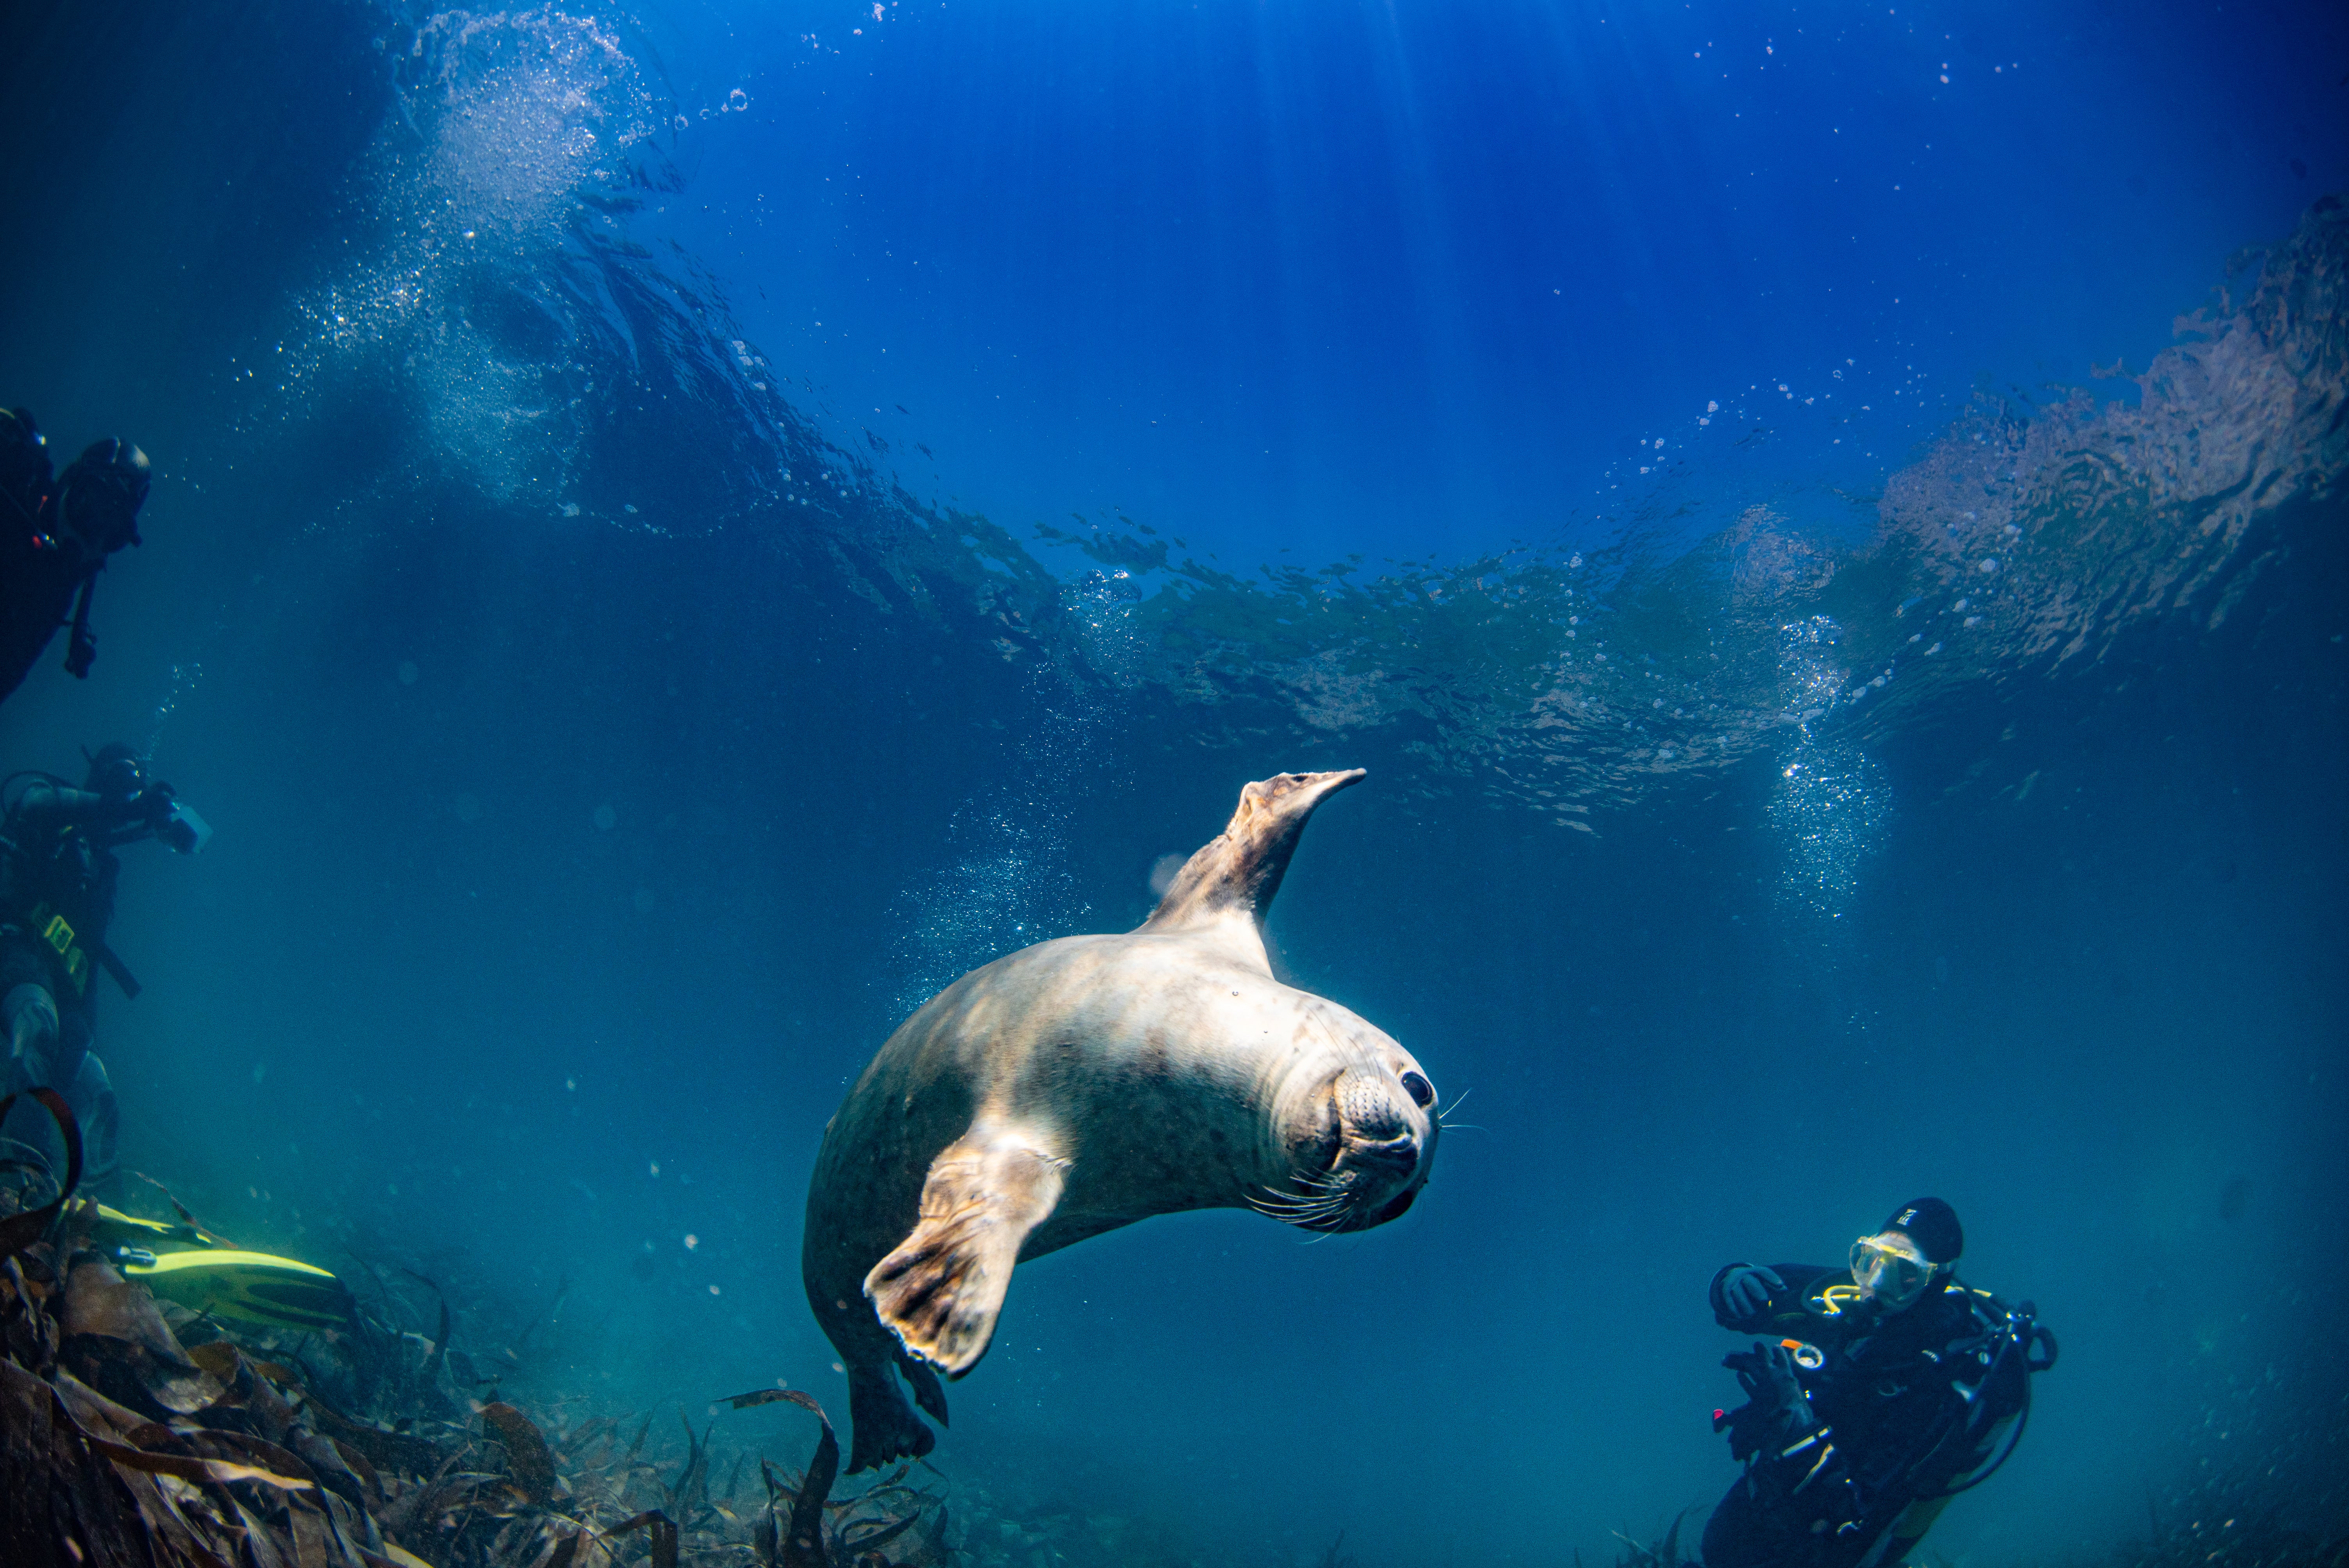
xmin=801 ymin=768 xmax=1439 ymax=1472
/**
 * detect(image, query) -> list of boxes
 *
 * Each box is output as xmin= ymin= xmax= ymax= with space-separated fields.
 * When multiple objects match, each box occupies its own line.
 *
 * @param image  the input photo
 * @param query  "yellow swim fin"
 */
xmin=86 ymin=1201 xmax=226 ymax=1250
xmin=120 ymin=1249 xmax=358 ymax=1335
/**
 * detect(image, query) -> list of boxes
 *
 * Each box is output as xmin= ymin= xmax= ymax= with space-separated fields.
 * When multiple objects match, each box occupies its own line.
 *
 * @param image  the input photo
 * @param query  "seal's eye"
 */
xmin=1399 ymin=1069 xmax=1435 ymax=1108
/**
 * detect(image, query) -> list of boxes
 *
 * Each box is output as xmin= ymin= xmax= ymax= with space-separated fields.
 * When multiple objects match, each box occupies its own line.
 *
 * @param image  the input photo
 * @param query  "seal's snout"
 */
xmin=1327 ymin=1060 xmax=1438 ymax=1210
xmin=1335 ymin=1068 xmax=1409 ymax=1137
xmin=1334 ymin=1065 xmax=1429 ymax=1148
xmin=1353 ymin=1130 xmax=1421 ymax=1171
xmin=1257 ymin=1019 xmax=1438 ymax=1234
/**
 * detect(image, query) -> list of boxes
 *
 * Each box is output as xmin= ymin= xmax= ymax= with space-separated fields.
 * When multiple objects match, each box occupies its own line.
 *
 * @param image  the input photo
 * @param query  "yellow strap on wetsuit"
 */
xmin=28 ymin=902 xmax=91 ymax=996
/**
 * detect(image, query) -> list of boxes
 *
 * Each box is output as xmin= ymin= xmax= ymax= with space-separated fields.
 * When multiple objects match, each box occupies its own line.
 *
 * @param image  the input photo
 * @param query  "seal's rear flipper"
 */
xmin=845 ymin=1361 xmax=935 ymax=1474
xmin=865 ymin=1129 xmax=1066 ymax=1378
xmin=1139 ymin=770 xmax=1366 ymax=953
xmin=901 ymin=1356 xmax=950 ymax=1425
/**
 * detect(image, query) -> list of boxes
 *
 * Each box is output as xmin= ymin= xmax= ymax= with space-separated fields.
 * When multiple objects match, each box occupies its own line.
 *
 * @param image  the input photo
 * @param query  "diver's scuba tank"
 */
xmin=1852 ymin=1297 xmax=2058 ymax=1566
xmin=1710 ymin=1293 xmax=2057 ymax=1566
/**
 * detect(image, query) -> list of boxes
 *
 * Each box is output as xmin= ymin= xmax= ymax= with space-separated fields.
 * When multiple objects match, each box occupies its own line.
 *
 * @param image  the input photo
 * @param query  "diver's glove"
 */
xmin=1757 ymin=1333 xmax=1804 ymax=1418
xmin=1719 ymin=1263 xmax=1784 ymax=1319
xmin=1717 ymin=1338 xmax=1817 ymax=1465
xmin=1729 ymin=1342 xmax=1857 ymax=1525
xmin=135 ymin=783 xmax=176 ymax=829
xmin=1727 ymin=1340 xmax=1814 ymax=1431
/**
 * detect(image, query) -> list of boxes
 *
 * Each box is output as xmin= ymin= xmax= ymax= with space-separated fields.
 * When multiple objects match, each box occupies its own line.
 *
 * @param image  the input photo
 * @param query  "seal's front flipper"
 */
xmin=865 ymin=1129 xmax=1066 ymax=1378
xmin=845 ymin=1360 xmax=936 ymax=1474
xmin=1139 ymin=770 xmax=1365 ymax=957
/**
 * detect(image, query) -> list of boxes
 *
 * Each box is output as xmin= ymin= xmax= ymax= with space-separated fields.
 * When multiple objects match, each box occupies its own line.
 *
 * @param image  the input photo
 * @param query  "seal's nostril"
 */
xmin=1359 ymin=1132 xmax=1419 ymax=1168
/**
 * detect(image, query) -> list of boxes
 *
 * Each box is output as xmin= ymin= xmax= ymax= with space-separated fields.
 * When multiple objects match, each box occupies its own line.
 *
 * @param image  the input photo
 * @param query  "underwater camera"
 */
xmin=157 ymin=797 xmax=210 ymax=855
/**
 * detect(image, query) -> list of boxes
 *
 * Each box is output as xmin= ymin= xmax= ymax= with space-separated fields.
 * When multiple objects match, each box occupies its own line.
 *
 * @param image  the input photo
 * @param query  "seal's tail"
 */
xmin=1138 ymin=769 xmax=1365 ymax=940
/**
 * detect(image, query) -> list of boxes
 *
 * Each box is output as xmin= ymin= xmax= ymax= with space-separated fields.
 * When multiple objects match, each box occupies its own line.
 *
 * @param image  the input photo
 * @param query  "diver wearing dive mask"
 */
xmin=1848 ymin=1226 xmax=1941 ymax=1312
xmin=1 ymin=410 xmax=153 ymax=704
xmin=1699 ymin=1197 xmax=2057 ymax=1568
xmin=0 ymin=745 xmax=210 ymax=1202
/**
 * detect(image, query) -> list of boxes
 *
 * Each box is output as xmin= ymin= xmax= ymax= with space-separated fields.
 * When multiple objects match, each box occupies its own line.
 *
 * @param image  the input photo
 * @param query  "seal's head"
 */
xmin=1259 ymin=1021 xmax=1440 ymax=1233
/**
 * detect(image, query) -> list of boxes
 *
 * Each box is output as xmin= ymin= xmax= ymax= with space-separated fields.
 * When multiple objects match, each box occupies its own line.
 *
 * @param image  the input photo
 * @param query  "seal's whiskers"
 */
xmin=1246 ymin=1181 xmax=1354 ymax=1230
xmin=1436 ymin=1086 xmax=1481 ymax=1133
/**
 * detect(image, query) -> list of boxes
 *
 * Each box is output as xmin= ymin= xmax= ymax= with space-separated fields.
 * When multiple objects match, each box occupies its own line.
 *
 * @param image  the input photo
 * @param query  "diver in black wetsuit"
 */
xmin=0 ymin=745 xmax=209 ymax=1201
xmin=1 ymin=407 xmax=153 ymax=705
xmin=1702 ymin=1198 xmax=2057 ymax=1568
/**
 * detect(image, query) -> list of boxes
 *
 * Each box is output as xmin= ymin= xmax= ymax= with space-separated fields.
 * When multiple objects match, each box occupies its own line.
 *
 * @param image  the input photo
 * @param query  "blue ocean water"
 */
xmin=1 ymin=1 xmax=2343 ymax=1563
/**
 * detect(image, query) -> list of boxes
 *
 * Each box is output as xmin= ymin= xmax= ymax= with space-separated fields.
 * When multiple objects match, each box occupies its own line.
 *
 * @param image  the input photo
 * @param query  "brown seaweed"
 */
xmin=604 ymin=1508 xmax=680 ymax=1568
xmin=59 ymin=1257 xmax=223 ymax=1417
xmin=667 ymin=1407 xmax=711 ymax=1516
xmin=399 ymin=1270 xmax=454 ymax=1399
xmin=0 ymin=1193 xmax=949 ymax=1568
xmin=777 ymin=1390 xmax=840 ymax=1568
xmin=480 ymin=1402 xmax=555 ymax=1504
xmin=124 ymin=1171 xmax=235 ymax=1248
xmin=725 ymin=1385 xmax=802 ymax=1409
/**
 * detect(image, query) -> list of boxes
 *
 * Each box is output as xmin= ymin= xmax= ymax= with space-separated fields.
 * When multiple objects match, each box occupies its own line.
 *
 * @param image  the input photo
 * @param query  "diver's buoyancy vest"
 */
xmin=1 ymin=816 xmax=121 ymax=998
xmin=0 ymin=408 xmax=53 ymax=527
xmin=1722 ymin=1277 xmax=2046 ymax=1565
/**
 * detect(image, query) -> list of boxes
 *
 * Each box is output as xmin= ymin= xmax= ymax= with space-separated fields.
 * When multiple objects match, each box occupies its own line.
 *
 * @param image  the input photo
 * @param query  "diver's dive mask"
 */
xmin=56 ymin=438 xmax=150 ymax=554
xmin=1849 ymin=1234 xmax=1937 ymax=1310
xmin=82 ymin=743 xmax=145 ymax=803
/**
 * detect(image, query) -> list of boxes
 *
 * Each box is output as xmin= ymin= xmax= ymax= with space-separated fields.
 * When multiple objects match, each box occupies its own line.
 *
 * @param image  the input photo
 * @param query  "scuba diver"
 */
xmin=1702 ymin=1198 xmax=2058 ymax=1568
xmin=1 ymin=406 xmax=153 ymax=704
xmin=0 ymin=745 xmax=209 ymax=1203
